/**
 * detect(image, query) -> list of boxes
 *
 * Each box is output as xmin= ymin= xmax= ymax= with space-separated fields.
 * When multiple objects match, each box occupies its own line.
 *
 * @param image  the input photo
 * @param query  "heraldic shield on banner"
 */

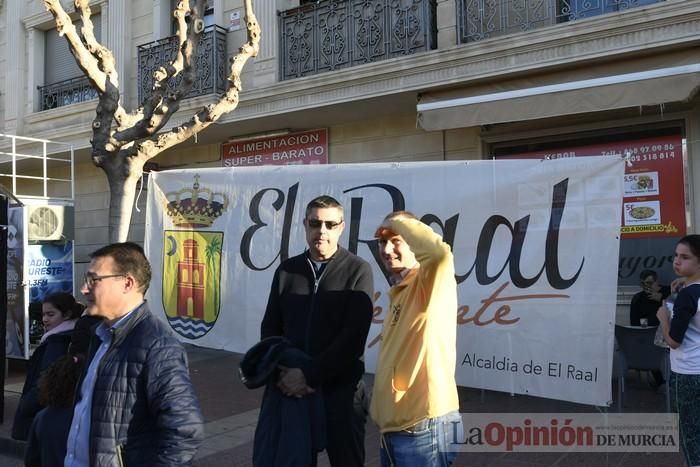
xmin=162 ymin=175 xmax=228 ymax=339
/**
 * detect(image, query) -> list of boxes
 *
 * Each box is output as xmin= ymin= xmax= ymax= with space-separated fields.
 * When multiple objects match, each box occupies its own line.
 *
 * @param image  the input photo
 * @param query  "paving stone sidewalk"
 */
xmin=1 ymin=345 xmax=684 ymax=466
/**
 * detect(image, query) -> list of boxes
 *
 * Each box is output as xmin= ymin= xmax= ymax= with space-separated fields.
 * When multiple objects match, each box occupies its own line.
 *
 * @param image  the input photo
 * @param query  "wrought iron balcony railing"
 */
xmin=38 ymin=75 xmax=98 ymax=111
xmin=137 ymin=25 xmax=227 ymax=102
xmin=458 ymin=0 xmax=664 ymax=43
xmin=279 ymin=0 xmax=437 ymax=80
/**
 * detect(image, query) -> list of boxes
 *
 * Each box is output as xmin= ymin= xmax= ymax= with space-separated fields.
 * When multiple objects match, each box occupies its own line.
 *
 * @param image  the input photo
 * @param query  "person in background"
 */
xmin=64 ymin=242 xmax=203 ymax=466
xmin=370 ymin=211 xmax=463 ymax=467
xmin=24 ymin=355 xmax=83 ymax=467
xmin=630 ymin=269 xmax=670 ymax=327
xmin=68 ymin=308 xmax=102 ymax=361
xmin=259 ymin=195 xmax=374 ymax=466
xmin=630 ymin=269 xmax=671 ymax=388
xmin=657 ymin=235 xmax=700 ymax=466
xmin=11 ymin=292 xmax=82 ymax=441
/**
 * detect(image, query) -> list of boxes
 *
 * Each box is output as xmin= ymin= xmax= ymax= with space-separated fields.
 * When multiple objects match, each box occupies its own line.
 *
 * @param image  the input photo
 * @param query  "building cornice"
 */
xmin=219 ymin=0 xmax=700 ymax=123
xmin=22 ymin=0 xmax=103 ymax=29
xmin=22 ymin=0 xmax=700 ymax=140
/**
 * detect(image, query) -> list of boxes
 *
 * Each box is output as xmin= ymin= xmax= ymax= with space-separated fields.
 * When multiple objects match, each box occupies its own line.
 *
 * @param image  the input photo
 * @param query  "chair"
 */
xmin=614 ymin=325 xmax=670 ymax=412
xmin=611 ymin=347 xmax=626 ymax=412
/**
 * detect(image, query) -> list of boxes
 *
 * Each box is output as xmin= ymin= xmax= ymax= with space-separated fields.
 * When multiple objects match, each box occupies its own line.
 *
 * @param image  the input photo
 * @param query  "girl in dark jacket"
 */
xmin=24 ymin=355 xmax=83 ymax=467
xmin=11 ymin=292 xmax=82 ymax=441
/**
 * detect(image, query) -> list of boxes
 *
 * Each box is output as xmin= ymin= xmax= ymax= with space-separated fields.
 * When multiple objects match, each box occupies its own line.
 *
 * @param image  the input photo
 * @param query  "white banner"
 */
xmin=144 ymin=157 xmax=624 ymax=406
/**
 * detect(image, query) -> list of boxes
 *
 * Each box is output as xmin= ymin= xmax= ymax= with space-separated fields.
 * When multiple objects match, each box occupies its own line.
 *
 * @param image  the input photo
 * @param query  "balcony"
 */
xmin=137 ymin=25 xmax=227 ymax=102
xmin=279 ymin=0 xmax=437 ymax=81
xmin=458 ymin=0 xmax=664 ymax=43
xmin=37 ymin=76 xmax=98 ymax=111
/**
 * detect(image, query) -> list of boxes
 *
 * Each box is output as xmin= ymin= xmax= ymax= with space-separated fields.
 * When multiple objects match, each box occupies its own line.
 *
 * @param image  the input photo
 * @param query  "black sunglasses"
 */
xmin=307 ymin=219 xmax=343 ymax=230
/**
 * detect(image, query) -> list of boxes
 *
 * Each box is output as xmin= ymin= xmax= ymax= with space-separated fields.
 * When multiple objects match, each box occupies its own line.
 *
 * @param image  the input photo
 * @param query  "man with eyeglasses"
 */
xmin=630 ymin=269 xmax=670 ymax=328
xmin=259 ymin=195 xmax=374 ymax=466
xmin=64 ymin=242 xmax=203 ymax=466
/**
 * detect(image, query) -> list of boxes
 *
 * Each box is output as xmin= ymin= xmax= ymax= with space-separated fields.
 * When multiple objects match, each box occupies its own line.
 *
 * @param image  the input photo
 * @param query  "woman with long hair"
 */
xmin=24 ymin=355 xmax=83 ymax=467
xmin=11 ymin=292 xmax=83 ymax=441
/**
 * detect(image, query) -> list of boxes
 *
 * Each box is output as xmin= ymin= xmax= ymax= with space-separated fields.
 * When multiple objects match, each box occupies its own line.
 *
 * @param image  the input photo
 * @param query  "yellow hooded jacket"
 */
xmin=369 ymin=217 xmax=460 ymax=433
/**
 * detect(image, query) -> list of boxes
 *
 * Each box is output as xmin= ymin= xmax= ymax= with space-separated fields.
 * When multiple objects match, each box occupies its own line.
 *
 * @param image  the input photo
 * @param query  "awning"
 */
xmin=417 ymin=64 xmax=700 ymax=131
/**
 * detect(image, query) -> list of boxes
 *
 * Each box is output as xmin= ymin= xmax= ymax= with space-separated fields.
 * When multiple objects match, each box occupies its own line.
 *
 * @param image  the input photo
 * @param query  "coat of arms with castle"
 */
xmin=161 ymin=175 xmax=227 ymax=339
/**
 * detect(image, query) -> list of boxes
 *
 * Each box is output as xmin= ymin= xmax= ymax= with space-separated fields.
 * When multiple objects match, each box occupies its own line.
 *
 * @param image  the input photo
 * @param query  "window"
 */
xmin=558 ymin=0 xmax=662 ymax=22
xmin=39 ymin=14 xmax=101 ymax=110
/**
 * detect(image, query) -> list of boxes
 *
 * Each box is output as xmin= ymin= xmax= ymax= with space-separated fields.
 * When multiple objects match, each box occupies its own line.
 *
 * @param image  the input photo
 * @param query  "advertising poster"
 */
xmin=499 ymin=135 xmax=686 ymax=240
xmin=26 ymin=242 xmax=74 ymax=304
xmin=6 ymin=207 xmax=25 ymax=359
xmin=146 ymin=157 xmax=624 ymax=406
xmin=25 ymin=242 xmax=74 ymax=346
xmin=222 ymin=128 xmax=328 ymax=167
xmin=501 ymin=134 xmax=685 ymax=285
xmin=502 ymin=134 xmax=685 ymax=239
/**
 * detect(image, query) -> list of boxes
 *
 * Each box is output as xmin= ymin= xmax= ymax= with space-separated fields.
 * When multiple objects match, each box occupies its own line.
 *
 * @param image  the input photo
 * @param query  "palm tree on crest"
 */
xmin=204 ymin=236 xmax=222 ymax=315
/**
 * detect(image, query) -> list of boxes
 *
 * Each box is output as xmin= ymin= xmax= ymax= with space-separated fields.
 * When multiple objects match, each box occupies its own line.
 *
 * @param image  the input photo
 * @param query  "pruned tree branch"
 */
xmin=119 ymin=0 xmax=260 ymax=161
xmin=111 ymin=0 xmax=207 ymax=147
xmin=73 ymin=0 xmax=132 ymax=144
xmin=44 ymin=0 xmax=135 ymax=160
xmin=45 ymin=0 xmax=260 ymax=242
xmin=44 ymin=1 xmax=105 ymax=91
xmin=74 ymin=0 xmax=115 ymax=77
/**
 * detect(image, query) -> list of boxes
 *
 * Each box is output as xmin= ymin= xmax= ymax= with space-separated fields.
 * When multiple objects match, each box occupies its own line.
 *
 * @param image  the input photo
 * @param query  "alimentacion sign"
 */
xmin=222 ymin=128 xmax=328 ymax=167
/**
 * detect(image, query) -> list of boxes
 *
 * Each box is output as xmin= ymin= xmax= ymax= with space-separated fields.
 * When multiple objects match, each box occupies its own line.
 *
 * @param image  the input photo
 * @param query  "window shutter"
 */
xmin=44 ymin=14 xmax=102 ymax=85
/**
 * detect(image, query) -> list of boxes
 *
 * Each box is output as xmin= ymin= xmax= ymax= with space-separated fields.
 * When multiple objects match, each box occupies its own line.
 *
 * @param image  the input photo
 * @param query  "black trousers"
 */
xmin=316 ymin=380 xmax=367 ymax=467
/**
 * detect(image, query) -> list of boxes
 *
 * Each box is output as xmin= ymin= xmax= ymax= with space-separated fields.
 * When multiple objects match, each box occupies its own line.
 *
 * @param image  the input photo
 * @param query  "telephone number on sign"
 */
xmin=625 ymin=152 xmax=676 ymax=162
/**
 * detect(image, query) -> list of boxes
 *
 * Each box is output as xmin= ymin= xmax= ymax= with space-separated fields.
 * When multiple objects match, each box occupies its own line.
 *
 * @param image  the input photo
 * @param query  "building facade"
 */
xmin=0 ymin=0 xmax=698 ymax=298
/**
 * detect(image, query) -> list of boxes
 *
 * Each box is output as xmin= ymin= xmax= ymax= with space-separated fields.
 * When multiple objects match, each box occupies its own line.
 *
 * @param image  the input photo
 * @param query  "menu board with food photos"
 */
xmin=500 ymin=134 xmax=686 ymax=286
xmin=500 ymin=134 xmax=686 ymax=240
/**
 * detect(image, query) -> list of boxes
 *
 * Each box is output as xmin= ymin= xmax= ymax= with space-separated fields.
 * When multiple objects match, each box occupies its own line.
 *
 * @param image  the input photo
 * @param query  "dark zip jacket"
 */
xmin=260 ymin=247 xmax=374 ymax=387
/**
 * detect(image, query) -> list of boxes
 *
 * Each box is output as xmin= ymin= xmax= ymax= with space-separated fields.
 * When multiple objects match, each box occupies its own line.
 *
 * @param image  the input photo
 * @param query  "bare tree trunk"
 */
xmin=103 ymin=156 xmax=145 ymax=243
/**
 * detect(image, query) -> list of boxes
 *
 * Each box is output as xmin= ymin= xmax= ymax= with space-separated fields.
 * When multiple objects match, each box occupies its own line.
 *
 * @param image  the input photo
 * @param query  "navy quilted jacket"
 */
xmin=78 ymin=303 xmax=204 ymax=466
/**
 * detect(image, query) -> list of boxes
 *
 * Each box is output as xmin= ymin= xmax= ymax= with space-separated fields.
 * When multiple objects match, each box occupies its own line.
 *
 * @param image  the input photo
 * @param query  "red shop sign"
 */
xmin=500 ymin=134 xmax=685 ymax=239
xmin=222 ymin=128 xmax=328 ymax=167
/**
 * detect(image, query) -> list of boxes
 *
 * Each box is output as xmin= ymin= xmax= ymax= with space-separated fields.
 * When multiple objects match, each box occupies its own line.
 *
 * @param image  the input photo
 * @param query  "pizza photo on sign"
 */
xmin=624 ymin=200 xmax=661 ymax=225
xmin=629 ymin=206 xmax=655 ymax=219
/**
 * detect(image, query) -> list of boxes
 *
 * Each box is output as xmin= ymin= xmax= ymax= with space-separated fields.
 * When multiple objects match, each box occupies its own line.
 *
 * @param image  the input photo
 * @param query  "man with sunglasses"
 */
xmin=259 ymin=195 xmax=374 ymax=466
xmin=65 ymin=242 xmax=203 ymax=466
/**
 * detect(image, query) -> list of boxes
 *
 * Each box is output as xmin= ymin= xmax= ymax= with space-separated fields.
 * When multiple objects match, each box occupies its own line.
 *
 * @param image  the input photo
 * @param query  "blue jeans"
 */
xmin=380 ymin=411 xmax=463 ymax=467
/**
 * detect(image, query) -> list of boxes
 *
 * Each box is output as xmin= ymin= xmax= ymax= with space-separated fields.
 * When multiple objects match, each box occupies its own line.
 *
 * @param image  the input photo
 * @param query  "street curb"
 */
xmin=0 ymin=435 xmax=24 ymax=459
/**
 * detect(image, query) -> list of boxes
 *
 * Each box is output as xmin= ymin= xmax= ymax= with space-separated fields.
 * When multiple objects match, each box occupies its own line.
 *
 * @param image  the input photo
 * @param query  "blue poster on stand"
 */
xmin=25 ymin=242 xmax=74 ymax=348
xmin=26 ymin=242 xmax=74 ymax=303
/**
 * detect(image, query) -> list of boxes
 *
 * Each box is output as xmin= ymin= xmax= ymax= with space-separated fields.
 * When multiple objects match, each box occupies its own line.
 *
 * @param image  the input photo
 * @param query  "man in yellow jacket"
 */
xmin=370 ymin=211 xmax=463 ymax=466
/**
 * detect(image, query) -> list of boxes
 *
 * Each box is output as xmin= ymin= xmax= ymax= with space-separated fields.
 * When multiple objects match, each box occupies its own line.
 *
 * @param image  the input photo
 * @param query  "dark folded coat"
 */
xmin=240 ymin=336 xmax=326 ymax=467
